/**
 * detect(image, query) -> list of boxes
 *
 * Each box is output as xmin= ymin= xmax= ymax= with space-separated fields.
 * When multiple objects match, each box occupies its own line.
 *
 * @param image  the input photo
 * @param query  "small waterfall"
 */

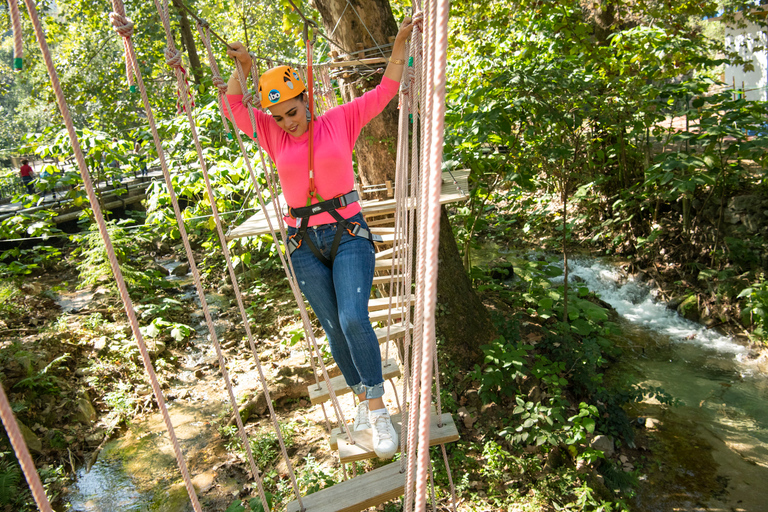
xmin=559 ymin=258 xmax=746 ymax=356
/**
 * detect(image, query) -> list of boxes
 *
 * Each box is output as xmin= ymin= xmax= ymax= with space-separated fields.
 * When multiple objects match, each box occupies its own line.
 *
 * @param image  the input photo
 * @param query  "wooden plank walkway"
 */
xmin=336 ymin=412 xmax=459 ymax=463
xmin=286 ymin=461 xmax=408 ymax=512
xmin=226 ymin=170 xmax=468 ymax=240
xmin=307 ymin=358 xmax=401 ymax=405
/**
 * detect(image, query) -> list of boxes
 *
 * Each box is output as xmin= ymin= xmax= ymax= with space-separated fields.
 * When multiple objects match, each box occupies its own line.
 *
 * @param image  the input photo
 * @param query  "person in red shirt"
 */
xmin=19 ymin=159 xmax=35 ymax=194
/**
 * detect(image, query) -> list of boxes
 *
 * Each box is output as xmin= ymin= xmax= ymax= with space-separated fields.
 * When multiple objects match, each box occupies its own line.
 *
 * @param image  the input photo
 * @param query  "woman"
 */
xmin=225 ymin=14 xmax=420 ymax=459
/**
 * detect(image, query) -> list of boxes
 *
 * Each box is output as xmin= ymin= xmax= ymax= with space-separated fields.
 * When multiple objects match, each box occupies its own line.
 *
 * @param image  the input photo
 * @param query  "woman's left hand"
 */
xmin=396 ymin=11 xmax=424 ymax=41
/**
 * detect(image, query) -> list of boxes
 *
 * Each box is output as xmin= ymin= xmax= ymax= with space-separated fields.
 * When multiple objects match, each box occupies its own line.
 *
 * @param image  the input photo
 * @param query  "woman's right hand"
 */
xmin=227 ymin=42 xmax=252 ymax=72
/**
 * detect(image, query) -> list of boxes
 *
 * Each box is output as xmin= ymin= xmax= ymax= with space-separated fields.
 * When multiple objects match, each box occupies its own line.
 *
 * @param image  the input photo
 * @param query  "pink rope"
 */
xmin=0 ymin=384 xmax=53 ymax=512
xmin=150 ymin=1 xmax=305 ymax=506
xmin=8 ymin=0 xmax=23 ymax=70
xmin=20 ymin=1 xmax=204 ymax=510
xmin=108 ymin=10 xmax=135 ymax=90
xmin=405 ymin=15 xmax=429 ymax=509
xmin=107 ymin=4 xmax=272 ymax=510
xmin=413 ymin=0 xmax=450 ymax=510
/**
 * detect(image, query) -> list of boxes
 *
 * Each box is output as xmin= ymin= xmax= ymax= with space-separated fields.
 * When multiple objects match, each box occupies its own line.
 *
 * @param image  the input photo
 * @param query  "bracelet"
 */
xmin=389 ymin=58 xmax=406 ymax=65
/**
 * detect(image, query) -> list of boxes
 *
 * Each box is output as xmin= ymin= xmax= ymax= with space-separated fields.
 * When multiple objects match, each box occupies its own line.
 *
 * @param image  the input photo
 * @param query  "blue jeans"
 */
xmin=288 ymin=212 xmax=384 ymax=399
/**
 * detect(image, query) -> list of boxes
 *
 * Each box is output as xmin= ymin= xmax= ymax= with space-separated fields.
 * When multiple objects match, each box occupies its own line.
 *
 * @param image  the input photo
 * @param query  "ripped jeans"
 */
xmin=287 ymin=212 xmax=384 ymax=399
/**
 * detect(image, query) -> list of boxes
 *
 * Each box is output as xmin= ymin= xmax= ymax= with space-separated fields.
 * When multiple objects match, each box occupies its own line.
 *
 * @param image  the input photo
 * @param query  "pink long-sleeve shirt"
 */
xmin=226 ymin=76 xmax=399 ymax=227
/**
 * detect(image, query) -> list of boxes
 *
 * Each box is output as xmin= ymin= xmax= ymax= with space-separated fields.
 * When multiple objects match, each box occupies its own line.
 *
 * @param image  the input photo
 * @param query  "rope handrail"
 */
xmin=108 ymin=3 xmax=275 ymax=510
xmin=20 ymin=0 xmax=205 ymax=509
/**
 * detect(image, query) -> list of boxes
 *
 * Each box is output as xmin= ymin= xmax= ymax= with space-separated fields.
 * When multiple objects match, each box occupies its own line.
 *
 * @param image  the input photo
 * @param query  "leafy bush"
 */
xmin=738 ymin=274 xmax=768 ymax=344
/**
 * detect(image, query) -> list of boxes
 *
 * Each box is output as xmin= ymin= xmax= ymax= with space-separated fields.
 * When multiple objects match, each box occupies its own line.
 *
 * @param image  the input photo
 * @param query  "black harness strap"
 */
xmin=286 ymin=190 xmax=382 ymax=269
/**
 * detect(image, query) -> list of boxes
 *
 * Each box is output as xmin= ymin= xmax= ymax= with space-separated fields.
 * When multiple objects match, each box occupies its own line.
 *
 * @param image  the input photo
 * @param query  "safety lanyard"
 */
xmin=304 ymin=22 xmax=322 ymax=207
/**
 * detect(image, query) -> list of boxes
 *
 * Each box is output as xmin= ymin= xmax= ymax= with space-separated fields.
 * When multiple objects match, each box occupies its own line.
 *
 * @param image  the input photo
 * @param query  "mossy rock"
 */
xmin=676 ymin=295 xmax=699 ymax=321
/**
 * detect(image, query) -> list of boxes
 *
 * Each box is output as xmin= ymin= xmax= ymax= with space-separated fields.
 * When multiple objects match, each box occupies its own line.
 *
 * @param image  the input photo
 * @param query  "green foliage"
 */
xmin=297 ymin=454 xmax=336 ymax=495
xmin=471 ymin=338 xmax=529 ymax=403
xmin=220 ymin=421 xmax=296 ymax=470
xmin=104 ymin=381 xmax=137 ymax=426
xmin=738 ymin=273 xmax=768 ymax=343
xmin=0 ymin=452 xmax=24 ymax=507
xmin=71 ymin=219 xmax=166 ymax=295
xmin=13 ymin=353 xmax=70 ymax=395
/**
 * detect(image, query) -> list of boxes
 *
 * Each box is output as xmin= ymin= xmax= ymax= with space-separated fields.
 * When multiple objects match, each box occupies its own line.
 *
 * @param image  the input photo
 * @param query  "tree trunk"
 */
xmin=313 ymin=0 xmax=400 ymax=189
xmin=435 ymin=206 xmax=495 ymax=367
xmin=312 ymin=0 xmax=495 ymax=370
xmin=171 ymin=0 xmax=203 ymax=85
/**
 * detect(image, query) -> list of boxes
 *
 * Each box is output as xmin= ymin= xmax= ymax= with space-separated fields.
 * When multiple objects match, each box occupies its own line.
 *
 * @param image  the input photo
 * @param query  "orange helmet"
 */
xmin=258 ymin=65 xmax=306 ymax=107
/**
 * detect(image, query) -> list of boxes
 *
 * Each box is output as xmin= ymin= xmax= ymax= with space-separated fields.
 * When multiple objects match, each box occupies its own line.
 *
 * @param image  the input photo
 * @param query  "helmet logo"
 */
xmin=292 ymin=71 xmax=300 ymax=80
xmin=268 ymin=89 xmax=281 ymax=103
xmin=286 ymin=81 xmax=294 ymax=90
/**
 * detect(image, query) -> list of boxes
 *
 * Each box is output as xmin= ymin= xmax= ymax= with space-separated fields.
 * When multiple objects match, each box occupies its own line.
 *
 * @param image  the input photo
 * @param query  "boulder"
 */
xmin=676 ymin=295 xmax=700 ymax=322
xmin=17 ymin=420 xmax=43 ymax=454
xmin=171 ymin=263 xmax=190 ymax=276
xmin=457 ymin=406 xmax=476 ymax=429
xmin=74 ymin=396 xmax=97 ymax=426
xmin=729 ymin=195 xmax=762 ymax=214
xmin=590 ymin=435 xmax=615 ymax=458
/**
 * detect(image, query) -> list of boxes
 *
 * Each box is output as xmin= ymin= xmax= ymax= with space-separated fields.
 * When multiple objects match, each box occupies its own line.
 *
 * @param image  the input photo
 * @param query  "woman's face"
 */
xmin=269 ymin=96 xmax=308 ymax=137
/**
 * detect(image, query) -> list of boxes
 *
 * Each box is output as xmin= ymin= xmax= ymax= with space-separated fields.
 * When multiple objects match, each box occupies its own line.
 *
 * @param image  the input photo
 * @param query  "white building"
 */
xmin=723 ymin=6 xmax=768 ymax=102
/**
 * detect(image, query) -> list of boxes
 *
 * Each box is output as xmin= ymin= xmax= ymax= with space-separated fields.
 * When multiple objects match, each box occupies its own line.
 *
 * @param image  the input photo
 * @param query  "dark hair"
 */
xmin=21 ymin=159 xmax=29 ymax=165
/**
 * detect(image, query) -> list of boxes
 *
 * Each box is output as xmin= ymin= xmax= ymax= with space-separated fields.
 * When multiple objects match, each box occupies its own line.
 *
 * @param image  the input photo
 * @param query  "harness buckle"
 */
xmin=287 ymin=236 xmax=302 ymax=254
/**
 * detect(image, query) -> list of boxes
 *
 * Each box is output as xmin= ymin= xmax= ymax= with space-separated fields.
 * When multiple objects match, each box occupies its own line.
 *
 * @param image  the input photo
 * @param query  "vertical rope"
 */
xmin=441 ymin=443 xmax=459 ymax=512
xmin=414 ymin=0 xmax=450 ymax=509
xmin=20 ymin=0 xmax=204 ymax=509
xmin=401 ymin=29 xmax=423 ymax=478
xmin=109 ymin=4 xmax=136 ymax=91
xmin=151 ymin=1 xmax=306 ymax=507
xmin=8 ymin=0 xmax=23 ymax=70
xmin=108 ymin=4 xmax=270 ymax=510
xmin=405 ymin=9 xmax=429 ymax=506
xmin=0 ymin=384 xmax=53 ymax=512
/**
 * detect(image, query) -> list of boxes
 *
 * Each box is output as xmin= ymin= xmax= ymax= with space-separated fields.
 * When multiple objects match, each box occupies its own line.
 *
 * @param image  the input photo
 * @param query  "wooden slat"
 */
xmin=375 ymin=258 xmax=404 ymax=270
xmin=372 ymin=322 xmax=412 ymax=342
xmin=307 ymin=359 xmax=401 ymax=405
xmin=336 ymin=413 xmax=459 ymax=463
xmin=226 ymin=170 xmax=469 ymax=240
xmin=369 ymin=308 xmax=404 ymax=323
xmin=368 ymin=295 xmax=415 ymax=312
xmin=286 ymin=460 xmax=407 ymax=512
xmin=329 ymin=406 xmax=437 ymax=450
xmin=372 ymin=273 xmax=404 ymax=285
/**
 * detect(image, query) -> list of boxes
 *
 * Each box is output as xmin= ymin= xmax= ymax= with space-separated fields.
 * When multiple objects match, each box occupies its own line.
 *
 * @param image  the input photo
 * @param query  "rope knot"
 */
xmin=242 ymin=90 xmax=254 ymax=109
xmin=109 ymin=12 xmax=134 ymax=38
xmin=165 ymin=47 xmax=183 ymax=69
xmin=212 ymin=75 xmax=228 ymax=93
xmin=400 ymin=66 xmax=415 ymax=95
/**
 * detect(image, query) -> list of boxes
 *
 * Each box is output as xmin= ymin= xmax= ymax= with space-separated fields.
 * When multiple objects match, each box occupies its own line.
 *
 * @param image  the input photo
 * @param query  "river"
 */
xmin=564 ymin=258 xmax=768 ymax=511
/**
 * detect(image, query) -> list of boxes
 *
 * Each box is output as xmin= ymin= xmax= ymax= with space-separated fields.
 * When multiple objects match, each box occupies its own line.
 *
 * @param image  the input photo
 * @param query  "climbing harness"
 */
xmin=286 ymin=190 xmax=384 ymax=267
xmin=282 ymin=20 xmax=383 ymax=269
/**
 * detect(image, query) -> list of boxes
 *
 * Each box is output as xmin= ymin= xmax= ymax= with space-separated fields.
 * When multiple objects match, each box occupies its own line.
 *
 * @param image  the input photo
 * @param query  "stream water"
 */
xmin=63 ymin=259 xmax=230 ymax=512
xmin=562 ymin=258 xmax=768 ymax=510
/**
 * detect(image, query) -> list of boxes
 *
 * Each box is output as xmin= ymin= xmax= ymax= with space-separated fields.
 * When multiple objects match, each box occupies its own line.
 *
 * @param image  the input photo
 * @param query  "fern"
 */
xmin=0 ymin=455 xmax=22 ymax=506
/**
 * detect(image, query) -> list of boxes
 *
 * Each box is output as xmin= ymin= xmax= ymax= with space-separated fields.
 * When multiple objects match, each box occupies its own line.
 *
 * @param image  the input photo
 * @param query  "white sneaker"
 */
xmin=354 ymin=400 xmax=371 ymax=431
xmin=370 ymin=411 xmax=398 ymax=459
